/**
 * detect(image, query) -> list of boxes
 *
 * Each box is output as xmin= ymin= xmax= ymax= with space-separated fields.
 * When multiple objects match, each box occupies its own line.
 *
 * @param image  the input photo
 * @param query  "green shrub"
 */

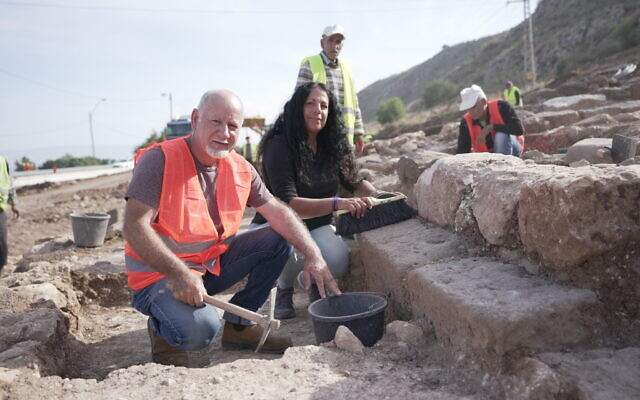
xmin=615 ymin=16 xmax=640 ymax=50
xmin=376 ymin=97 xmax=406 ymax=125
xmin=422 ymin=80 xmax=458 ymax=109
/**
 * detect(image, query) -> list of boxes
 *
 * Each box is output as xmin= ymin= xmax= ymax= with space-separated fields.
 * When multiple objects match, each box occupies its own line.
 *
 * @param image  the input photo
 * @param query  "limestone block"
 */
xmin=407 ymin=258 xmax=604 ymax=369
xmin=469 ymin=167 xmax=540 ymax=247
xmin=437 ymin=122 xmax=459 ymax=140
xmin=524 ymin=88 xmax=559 ymax=105
xmin=539 ymin=348 xmax=640 ymax=400
xmin=0 ymin=304 xmax=69 ymax=375
xmin=24 ymin=237 xmax=73 ymax=257
xmin=563 ymin=138 xmax=613 ymax=164
xmin=630 ymin=81 xmax=640 ymax=100
xmin=580 ymin=100 xmax=640 ymax=119
xmin=611 ymin=134 xmax=639 ymax=163
xmin=334 ymin=326 xmax=364 ymax=354
xmin=501 ymin=357 xmax=563 ymax=400
xmin=522 ymin=116 xmax=550 ymax=134
xmin=575 ymin=113 xmax=618 ymax=128
xmin=357 ymin=219 xmax=465 ymax=319
xmin=518 ymin=165 xmax=640 ymax=268
xmin=385 ymin=321 xmax=425 ymax=347
xmin=542 ymin=94 xmax=607 ymax=111
xmin=614 ymin=112 xmax=640 ymax=123
xmin=535 ymin=110 xmax=581 ymax=128
xmin=415 ymin=153 xmax=524 ymax=227
xmin=524 ymin=125 xmax=604 ymax=154
xmin=556 ymin=82 xmax=590 ymax=97
xmin=396 ymin=152 xmax=449 ymax=185
xmin=596 ymin=87 xmax=631 ymax=101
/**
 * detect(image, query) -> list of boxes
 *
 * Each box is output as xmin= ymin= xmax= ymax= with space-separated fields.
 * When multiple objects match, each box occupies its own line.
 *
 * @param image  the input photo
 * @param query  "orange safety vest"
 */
xmin=124 ymin=137 xmax=252 ymax=291
xmin=463 ymin=100 xmax=525 ymax=153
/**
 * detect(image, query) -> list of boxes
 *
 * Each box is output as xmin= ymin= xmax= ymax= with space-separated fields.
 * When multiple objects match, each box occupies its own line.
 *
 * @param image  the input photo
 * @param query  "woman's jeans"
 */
xmin=277 ymin=224 xmax=349 ymax=289
xmin=494 ymin=131 xmax=522 ymax=156
xmin=132 ymin=225 xmax=292 ymax=351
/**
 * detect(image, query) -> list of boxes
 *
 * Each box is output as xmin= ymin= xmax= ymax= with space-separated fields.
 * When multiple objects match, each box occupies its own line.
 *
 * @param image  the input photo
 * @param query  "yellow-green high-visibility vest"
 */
xmin=302 ymin=54 xmax=359 ymax=145
xmin=503 ymin=86 xmax=521 ymax=106
xmin=0 ymin=156 xmax=11 ymax=211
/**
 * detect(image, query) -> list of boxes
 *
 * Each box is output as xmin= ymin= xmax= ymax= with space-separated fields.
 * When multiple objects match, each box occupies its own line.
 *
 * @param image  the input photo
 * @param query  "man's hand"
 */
xmin=166 ymin=269 xmax=207 ymax=307
xmin=11 ymin=206 xmax=19 ymax=219
xmin=355 ymin=136 xmax=365 ymax=155
xmin=336 ymin=196 xmax=373 ymax=218
xmin=300 ymin=255 xmax=341 ymax=298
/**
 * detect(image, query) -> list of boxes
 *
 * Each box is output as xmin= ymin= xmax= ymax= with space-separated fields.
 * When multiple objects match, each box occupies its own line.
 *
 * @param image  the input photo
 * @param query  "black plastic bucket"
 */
xmin=308 ymin=292 xmax=387 ymax=347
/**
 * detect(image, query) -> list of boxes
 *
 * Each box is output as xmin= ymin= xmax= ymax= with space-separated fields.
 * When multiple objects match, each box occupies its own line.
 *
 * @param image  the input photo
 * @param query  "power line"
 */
xmin=0 ymin=66 xmax=101 ymax=100
xmin=0 ymin=121 xmax=86 ymax=137
xmin=0 ymin=0 xmax=508 ymax=14
xmin=0 ymin=66 xmax=164 ymax=103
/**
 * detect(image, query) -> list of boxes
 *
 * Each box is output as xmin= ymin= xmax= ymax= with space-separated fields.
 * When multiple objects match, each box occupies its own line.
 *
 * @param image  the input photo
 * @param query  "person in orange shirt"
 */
xmin=123 ymin=90 xmax=340 ymax=367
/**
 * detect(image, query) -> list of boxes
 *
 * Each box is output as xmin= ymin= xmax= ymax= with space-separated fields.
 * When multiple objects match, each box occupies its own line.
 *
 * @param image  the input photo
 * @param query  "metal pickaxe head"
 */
xmin=255 ymin=286 xmax=281 ymax=353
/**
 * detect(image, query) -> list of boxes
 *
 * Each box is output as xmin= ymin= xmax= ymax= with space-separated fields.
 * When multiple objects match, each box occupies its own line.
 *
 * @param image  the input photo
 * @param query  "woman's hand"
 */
xmin=336 ymin=196 xmax=373 ymax=218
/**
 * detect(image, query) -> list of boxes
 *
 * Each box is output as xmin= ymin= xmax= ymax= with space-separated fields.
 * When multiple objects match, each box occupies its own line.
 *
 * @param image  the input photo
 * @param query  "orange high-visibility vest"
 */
xmin=124 ymin=137 xmax=252 ymax=291
xmin=463 ymin=100 xmax=525 ymax=153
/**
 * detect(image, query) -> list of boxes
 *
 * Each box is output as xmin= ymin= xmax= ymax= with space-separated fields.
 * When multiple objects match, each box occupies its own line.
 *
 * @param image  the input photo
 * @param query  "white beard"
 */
xmin=207 ymin=146 xmax=230 ymax=159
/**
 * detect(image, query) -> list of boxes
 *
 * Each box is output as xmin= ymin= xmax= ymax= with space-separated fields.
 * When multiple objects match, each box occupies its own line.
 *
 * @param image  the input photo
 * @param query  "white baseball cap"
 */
xmin=458 ymin=84 xmax=487 ymax=111
xmin=322 ymin=24 xmax=345 ymax=38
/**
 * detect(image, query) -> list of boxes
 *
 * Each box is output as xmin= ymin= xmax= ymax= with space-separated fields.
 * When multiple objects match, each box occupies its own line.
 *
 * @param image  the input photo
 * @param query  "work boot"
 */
xmin=221 ymin=322 xmax=292 ymax=354
xmin=274 ymin=287 xmax=296 ymax=320
xmin=147 ymin=319 xmax=208 ymax=368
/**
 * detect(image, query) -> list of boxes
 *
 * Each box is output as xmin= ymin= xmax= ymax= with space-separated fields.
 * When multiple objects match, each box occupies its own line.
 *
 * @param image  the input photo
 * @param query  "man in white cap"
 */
xmin=456 ymin=84 xmax=525 ymax=155
xmin=296 ymin=24 xmax=365 ymax=154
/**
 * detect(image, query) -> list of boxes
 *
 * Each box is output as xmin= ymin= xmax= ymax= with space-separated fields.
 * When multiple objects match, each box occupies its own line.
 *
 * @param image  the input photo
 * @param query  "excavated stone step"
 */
xmin=406 ymin=258 xmax=605 ymax=370
xmin=357 ymin=219 xmax=466 ymax=320
xmin=538 ymin=348 xmax=640 ymax=399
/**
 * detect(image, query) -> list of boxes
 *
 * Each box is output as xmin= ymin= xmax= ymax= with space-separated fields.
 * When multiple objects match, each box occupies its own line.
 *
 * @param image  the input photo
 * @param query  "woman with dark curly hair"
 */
xmin=251 ymin=82 xmax=382 ymax=319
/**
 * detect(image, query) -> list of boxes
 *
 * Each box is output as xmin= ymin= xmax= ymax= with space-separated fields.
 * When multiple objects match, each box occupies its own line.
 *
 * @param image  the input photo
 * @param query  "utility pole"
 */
xmin=161 ymin=92 xmax=173 ymax=121
xmin=88 ymin=98 xmax=106 ymax=158
xmin=508 ymin=0 xmax=537 ymax=85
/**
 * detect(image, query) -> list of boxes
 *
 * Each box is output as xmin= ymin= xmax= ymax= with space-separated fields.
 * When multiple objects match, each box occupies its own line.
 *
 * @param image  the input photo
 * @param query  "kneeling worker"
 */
xmin=123 ymin=89 xmax=340 ymax=367
xmin=456 ymin=84 xmax=525 ymax=156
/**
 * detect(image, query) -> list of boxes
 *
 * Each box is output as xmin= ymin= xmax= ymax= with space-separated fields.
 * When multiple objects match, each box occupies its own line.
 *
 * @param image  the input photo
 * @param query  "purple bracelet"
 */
xmin=332 ymin=197 xmax=338 ymax=212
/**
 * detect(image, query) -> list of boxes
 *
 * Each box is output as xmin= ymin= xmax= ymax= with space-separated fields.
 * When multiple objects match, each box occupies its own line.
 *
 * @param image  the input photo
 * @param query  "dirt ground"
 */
xmin=1 ymin=172 xmax=495 ymax=399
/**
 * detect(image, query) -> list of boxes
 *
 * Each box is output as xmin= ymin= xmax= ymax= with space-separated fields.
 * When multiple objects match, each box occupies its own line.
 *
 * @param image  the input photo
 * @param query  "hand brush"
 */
xmin=334 ymin=192 xmax=416 ymax=236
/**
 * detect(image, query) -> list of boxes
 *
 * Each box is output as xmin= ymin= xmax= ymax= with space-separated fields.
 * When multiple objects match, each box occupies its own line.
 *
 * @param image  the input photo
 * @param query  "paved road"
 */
xmin=13 ymin=162 xmax=133 ymax=189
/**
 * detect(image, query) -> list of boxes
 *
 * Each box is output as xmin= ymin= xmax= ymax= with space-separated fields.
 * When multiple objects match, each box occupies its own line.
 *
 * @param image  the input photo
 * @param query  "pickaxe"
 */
xmin=203 ymin=286 xmax=280 ymax=353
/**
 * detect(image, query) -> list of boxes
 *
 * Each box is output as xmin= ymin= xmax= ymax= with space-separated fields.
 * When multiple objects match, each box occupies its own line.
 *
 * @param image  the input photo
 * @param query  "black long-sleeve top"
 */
xmin=456 ymin=100 xmax=524 ymax=154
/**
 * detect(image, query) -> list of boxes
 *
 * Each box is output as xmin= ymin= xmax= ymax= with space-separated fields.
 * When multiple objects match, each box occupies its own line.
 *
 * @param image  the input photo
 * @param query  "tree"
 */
xmin=39 ymin=154 xmax=111 ymax=169
xmin=14 ymin=156 xmax=36 ymax=171
xmin=422 ymin=80 xmax=458 ymax=110
xmin=134 ymin=130 xmax=163 ymax=152
xmin=376 ymin=97 xmax=406 ymax=125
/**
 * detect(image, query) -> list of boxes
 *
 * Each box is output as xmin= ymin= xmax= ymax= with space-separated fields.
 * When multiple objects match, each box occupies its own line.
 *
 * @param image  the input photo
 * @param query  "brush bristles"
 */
xmin=335 ymin=198 xmax=416 ymax=235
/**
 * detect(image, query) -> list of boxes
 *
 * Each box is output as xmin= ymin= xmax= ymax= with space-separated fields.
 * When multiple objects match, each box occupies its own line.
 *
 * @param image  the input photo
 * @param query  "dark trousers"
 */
xmin=132 ymin=225 xmax=292 ymax=350
xmin=0 ymin=211 xmax=7 ymax=271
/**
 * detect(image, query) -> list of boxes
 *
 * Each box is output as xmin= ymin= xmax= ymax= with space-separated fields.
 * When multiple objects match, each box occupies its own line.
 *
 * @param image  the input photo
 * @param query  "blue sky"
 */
xmin=1 ymin=0 xmax=538 ymax=166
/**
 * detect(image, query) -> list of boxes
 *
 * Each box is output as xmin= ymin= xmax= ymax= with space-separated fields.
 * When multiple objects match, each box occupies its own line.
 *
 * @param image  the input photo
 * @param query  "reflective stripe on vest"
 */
xmin=463 ymin=100 xmax=525 ymax=153
xmin=124 ymin=137 xmax=252 ymax=291
xmin=0 ymin=156 xmax=10 ymax=211
xmin=503 ymin=87 xmax=520 ymax=106
xmin=302 ymin=54 xmax=358 ymax=145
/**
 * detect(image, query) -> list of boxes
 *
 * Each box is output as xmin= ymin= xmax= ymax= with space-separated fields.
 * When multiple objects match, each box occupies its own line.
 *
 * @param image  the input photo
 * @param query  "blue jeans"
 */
xmin=494 ymin=131 xmax=522 ymax=156
xmin=132 ymin=225 xmax=292 ymax=351
xmin=247 ymin=223 xmax=349 ymax=290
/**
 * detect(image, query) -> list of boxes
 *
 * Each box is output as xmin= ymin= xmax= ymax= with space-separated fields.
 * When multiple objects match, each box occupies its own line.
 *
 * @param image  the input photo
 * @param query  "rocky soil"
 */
xmin=0 ymin=173 xmax=494 ymax=399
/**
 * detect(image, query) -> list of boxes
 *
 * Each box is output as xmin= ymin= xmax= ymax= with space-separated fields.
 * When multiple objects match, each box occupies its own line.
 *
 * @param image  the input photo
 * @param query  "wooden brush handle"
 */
xmin=334 ymin=193 xmax=407 ymax=216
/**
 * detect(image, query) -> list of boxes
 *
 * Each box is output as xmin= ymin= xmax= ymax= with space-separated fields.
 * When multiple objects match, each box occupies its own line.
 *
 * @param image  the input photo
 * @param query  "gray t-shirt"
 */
xmin=126 ymin=145 xmax=273 ymax=232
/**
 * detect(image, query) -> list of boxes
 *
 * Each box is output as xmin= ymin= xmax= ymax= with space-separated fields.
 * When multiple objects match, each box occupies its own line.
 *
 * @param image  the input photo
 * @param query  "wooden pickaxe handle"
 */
xmin=202 ymin=294 xmax=266 ymax=325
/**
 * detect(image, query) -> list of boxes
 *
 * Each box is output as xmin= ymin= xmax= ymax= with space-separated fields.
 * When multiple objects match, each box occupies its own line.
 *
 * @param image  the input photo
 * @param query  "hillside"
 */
xmin=358 ymin=0 xmax=640 ymax=121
